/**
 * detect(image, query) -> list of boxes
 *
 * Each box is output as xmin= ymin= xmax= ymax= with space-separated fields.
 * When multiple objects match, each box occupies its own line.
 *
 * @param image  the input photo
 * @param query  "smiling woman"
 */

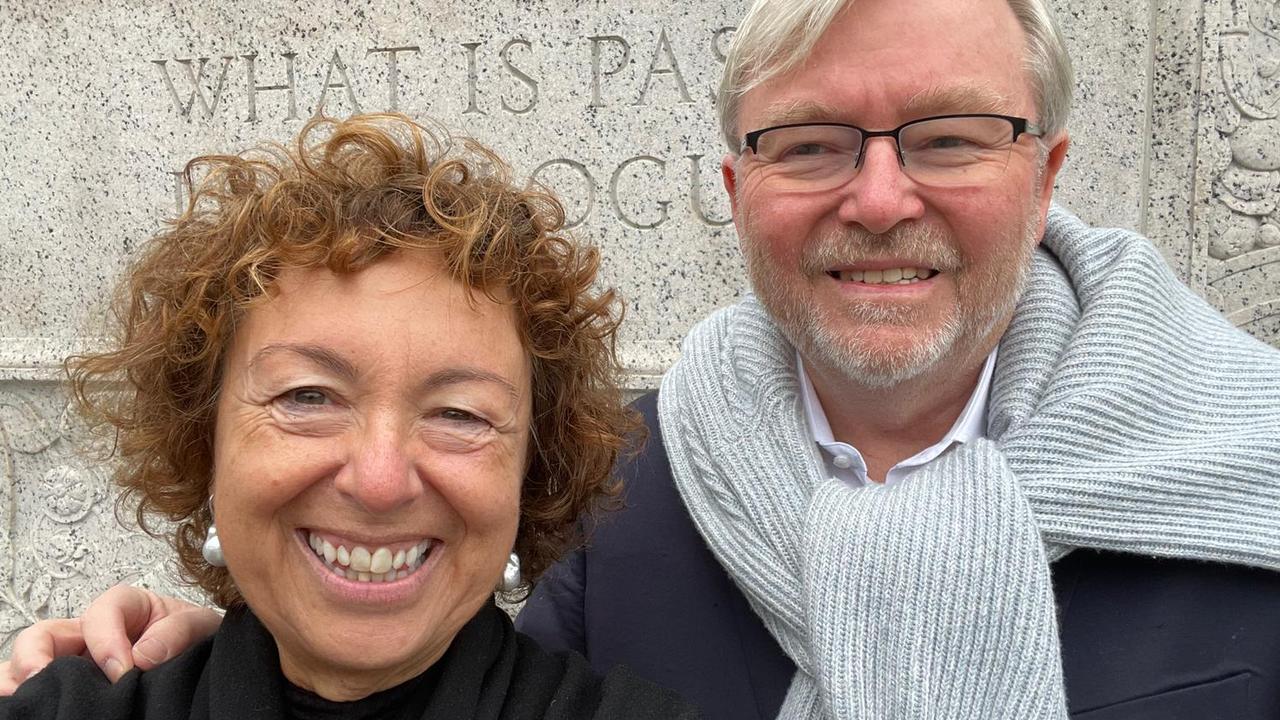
xmin=0 ymin=114 xmax=697 ymax=719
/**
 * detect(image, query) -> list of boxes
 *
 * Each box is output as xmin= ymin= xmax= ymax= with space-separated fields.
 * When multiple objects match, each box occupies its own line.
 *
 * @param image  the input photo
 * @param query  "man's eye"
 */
xmin=919 ymin=135 xmax=981 ymax=150
xmin=781 ymin=142 xmax=834 ymax=158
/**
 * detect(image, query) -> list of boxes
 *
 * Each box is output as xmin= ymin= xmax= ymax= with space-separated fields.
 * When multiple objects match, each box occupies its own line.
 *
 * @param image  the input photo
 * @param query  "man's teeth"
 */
xmin=307 ymin=531 xmax=432 ymax=583
xmin=836 ymin=267 xmax=937 ymax=284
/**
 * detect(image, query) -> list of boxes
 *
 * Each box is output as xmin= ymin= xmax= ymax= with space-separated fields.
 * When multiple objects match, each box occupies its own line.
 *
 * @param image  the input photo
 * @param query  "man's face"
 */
xmin=724 ymin=0 xmax=1068 ymax=388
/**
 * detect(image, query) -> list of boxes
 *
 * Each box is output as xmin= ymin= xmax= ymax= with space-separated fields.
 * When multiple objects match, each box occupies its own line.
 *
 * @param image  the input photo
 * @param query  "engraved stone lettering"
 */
xmin=531 ymin=158 xmax=596 ymax=228
xmin=170 ymin=170 xmax=187 ymax=218
xmin=367 ymin=46 xmax=421 ymax=111
xmin=462 ymin=42 xmax=485 ymax=115
xmin=712 ymin=27 xmax=736 ymax=64
xmin=635 ymin=30 xmax=693 ymax=106
xmin=589 ymin=35 xmax=631 ymax=108
xmin=314 ymin=50 xmax=362 ymax=116
xmin=499 ymin=39 xmax=539 ymax=115
xmin=243 ymin=52 xmax=299 ymax=121
xmin=686 ymin=154 xmax=732 ymax=227
xmin=610 ymin=155 xmax=671 ymax=229
xmin=152 ymin=56 xmax=235 ymax=118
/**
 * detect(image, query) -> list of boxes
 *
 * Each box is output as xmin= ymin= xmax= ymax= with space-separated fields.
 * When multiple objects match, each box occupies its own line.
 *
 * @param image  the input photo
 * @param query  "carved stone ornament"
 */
xmin=0 ymin=384 xmax=205 ymax=656
xmin=1206 ymin=0 xmax=1280 ymax=342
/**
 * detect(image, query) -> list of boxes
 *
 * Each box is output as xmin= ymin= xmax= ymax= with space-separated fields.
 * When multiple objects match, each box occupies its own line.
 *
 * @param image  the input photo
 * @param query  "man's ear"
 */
xmin=1036 ymin=132 xmax=1069 ymax=219
xmin=721 ymin=152 xmax=740 ymax=222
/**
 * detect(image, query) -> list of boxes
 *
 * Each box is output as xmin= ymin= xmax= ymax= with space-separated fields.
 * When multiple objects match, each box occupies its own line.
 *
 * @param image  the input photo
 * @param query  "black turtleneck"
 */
xmin=283 ymin=662 xmax=442 ymax=720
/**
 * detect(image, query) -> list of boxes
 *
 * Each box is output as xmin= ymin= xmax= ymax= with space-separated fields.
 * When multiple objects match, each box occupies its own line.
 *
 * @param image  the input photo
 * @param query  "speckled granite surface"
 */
xmin=2 ymin=0 xmax=1278 ymax=649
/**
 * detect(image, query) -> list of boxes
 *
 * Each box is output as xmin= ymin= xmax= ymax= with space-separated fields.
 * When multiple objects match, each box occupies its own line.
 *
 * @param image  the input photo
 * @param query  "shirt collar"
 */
xmin=797 ymin=348 xmax=996 ymax=476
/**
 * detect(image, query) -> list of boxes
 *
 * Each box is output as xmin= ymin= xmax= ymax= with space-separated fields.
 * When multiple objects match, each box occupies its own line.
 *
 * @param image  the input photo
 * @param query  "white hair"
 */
xmin=717 ymin=0 xmax=1074 ymax=150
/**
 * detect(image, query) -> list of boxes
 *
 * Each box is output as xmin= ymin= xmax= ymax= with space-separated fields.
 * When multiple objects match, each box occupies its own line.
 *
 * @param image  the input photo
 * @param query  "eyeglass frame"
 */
xmin=740 ymin=113 xmax=1045 ymax=169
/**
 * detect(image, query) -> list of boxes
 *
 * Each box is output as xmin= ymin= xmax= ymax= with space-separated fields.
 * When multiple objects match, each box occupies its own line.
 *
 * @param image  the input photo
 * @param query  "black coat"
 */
xmin=0 ymin=601 xmax=697 ymax=720
xmin=518 ymin=391 xmax=1280 ymax=720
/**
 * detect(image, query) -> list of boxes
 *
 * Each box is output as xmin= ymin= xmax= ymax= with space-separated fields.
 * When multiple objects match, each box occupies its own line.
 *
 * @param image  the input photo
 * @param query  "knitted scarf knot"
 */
xmin=659 ymin=206 xmax=1280 ymax=719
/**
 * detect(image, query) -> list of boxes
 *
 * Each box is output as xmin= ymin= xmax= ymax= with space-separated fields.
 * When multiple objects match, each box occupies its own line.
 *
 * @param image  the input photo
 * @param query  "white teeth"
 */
xmin=349 ymin=546 xmax=372 ymax=572
xmin=837 ymin=267 xmax=934 ymax=285
xmin=306 ymin=531 xmax=433 ymax=584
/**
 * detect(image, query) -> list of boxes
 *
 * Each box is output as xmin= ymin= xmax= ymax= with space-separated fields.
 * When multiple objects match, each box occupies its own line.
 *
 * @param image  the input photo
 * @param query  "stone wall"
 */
xmin=2 ymin=0 xmax=1278 ymax=648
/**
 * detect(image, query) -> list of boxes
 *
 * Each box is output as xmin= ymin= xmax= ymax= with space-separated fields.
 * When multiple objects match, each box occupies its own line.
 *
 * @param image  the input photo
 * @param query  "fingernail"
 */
xmin=133 ymin=638 xmax=167 ymax=665
xmin=104 ymin=658 xmax=124 ymax=682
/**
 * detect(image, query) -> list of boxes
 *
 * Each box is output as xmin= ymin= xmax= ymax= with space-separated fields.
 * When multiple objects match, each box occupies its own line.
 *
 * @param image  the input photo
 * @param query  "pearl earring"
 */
xmin=499 ymin=552 xmax=522 ymax=592
xmin=201 ymin=523 xmax=226 ymax=567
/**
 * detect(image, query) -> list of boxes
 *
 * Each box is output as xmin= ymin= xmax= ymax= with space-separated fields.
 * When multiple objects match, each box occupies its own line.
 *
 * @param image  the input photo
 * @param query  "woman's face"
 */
xmin=211 ymin=249 xmax=531 ymax=700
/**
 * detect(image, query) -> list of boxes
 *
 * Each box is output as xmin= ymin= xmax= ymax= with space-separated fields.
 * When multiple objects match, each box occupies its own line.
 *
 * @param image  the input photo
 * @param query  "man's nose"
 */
xmin=335 ymin=418 xmax=423 ymax=513
xmin=835 ymin=137 xmax=925 ymax=235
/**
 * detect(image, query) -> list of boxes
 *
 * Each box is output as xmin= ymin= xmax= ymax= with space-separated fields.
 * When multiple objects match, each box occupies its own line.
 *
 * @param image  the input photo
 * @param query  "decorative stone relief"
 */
xmin=0 ymin=383 xmax=203 ymax=656
xmin=1204 ymin=0 xmax=1280 ymax=341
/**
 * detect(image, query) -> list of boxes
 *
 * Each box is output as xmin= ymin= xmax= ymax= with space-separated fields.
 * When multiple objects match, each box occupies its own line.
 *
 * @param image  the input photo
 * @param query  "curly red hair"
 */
xmin=69 ymin=114 xmax=636 ymax=607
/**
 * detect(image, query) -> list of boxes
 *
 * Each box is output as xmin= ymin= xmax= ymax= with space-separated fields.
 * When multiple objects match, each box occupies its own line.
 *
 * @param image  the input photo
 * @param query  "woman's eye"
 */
xmin=283 ymin=388 xmax=331 ymax=406
xmin=440 ymin=408 xmax=487 ymax=425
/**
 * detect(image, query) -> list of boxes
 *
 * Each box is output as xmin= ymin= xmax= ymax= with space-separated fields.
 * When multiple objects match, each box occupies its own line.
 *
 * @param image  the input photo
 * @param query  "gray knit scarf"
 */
xmin=658 ymin=205 xmax=1280 ymax=719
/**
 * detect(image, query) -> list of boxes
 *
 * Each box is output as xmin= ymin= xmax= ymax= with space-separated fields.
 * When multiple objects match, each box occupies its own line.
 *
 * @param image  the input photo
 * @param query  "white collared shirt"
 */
xmin=797 ymin=349 xmax=997 ymax=486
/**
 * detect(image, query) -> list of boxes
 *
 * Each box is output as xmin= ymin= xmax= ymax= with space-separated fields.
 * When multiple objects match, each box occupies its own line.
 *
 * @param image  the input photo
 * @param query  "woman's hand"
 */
xmin=0 ymin=585 xmax=222 ymax=694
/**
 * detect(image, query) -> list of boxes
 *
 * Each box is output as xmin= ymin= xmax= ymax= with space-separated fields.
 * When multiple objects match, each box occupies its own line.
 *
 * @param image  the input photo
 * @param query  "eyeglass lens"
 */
xmin=751 ymin=116 xmax=1021 ymax=191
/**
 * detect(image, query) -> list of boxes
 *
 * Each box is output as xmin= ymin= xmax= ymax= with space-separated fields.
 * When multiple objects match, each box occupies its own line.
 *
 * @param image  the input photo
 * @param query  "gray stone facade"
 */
xmin=2 ymin=0 xmax=1279 ymax=648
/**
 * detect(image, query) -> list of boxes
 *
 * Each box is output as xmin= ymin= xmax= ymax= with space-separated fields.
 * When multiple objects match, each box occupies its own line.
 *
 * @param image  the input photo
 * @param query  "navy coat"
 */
xmin=518 ymin=392 xmax=1280 ymax=719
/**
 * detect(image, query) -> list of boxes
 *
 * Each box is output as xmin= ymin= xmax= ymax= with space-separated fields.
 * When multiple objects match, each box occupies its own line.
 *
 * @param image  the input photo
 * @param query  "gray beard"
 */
xmin=744 ymin=216 xmax=1039 ymax=390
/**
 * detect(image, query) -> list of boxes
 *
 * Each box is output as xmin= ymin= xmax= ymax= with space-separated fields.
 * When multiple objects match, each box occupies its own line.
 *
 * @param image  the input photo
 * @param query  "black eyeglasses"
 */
xmin=741 ymin=114 xmax=1044 ymax=190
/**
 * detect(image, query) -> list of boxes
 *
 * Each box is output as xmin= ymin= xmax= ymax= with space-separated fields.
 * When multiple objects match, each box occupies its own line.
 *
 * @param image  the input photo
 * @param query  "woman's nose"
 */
xmin=334 ymin=419 xmax=422 ymax=513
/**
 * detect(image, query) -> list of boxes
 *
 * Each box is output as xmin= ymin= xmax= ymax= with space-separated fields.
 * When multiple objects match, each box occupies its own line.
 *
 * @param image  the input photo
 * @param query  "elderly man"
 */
xmin=5 ymin=0 xmax=1280 ymax=717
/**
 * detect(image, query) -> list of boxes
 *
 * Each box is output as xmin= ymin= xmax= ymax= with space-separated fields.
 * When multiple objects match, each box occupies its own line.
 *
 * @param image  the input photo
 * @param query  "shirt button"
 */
xmin=832 ymin=455 xmax=853 ymax=469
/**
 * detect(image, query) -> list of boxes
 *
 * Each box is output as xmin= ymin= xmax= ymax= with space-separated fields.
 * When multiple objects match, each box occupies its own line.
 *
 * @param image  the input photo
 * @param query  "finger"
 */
xmin=129 ymin=608 xmax=223 ymax=671
xmin=6 ymin=618 xmax=87 ymax=688
xmin=0 ymin=660 xmax=18 ymax=696
xmin=82 ymin=585 xmax=165 ymax=682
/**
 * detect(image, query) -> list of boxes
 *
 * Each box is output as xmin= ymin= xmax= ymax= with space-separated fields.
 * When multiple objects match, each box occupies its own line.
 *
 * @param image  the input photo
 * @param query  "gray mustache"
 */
xmin=800 ymin=225 xmax=964 ymax=275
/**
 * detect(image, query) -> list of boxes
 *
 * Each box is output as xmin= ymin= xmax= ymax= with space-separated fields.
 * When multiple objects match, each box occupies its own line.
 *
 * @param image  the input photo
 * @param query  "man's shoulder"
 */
xmin=511 ymin=633 xmax=702 ymax=720
xmin=608 ymin=390 xmax=671 ymax=501
xmin=1056 ymin=549 xmax=1280 ymax=717
xmin=588 ymin=389 xmax=687 ymax=539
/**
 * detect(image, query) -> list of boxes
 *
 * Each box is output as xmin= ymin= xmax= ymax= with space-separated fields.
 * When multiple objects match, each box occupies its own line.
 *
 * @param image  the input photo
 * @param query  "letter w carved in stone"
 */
xmin=152 ymin=57 xmax=234 ymax=118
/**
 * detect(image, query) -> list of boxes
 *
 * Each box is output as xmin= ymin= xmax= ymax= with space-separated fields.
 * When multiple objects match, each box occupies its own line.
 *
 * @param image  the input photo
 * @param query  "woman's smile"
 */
xmin=303 ymin=529 xmax=435 ymax=583
xmin=293 ymin=528 xmax=444 ymax=606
